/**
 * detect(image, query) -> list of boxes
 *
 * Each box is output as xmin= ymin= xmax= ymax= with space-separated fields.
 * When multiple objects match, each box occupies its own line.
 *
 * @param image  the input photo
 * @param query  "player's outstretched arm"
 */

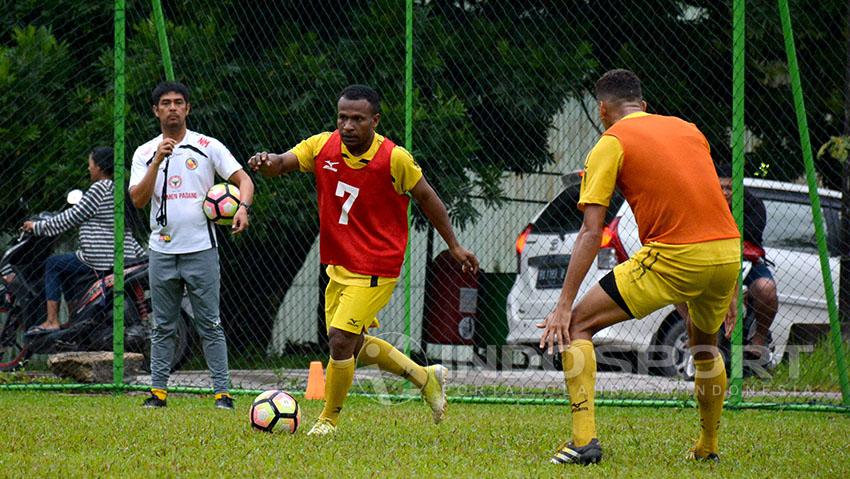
xmin=248 ymin=151 xmax=300 ymax=177
xmin=538 ymin=204 xmax=606 ymax=352
xmin=409 ymin=178 xmax=479 ymax=274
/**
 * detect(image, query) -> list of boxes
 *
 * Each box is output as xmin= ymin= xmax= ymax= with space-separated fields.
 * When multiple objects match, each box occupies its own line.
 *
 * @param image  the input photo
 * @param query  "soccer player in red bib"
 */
xmin=249 ymin=84 xmax=479 ymax=435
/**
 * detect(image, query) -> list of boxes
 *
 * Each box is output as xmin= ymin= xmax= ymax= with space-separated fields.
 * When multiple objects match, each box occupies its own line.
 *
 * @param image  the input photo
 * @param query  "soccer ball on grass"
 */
xmin=250 ymin=390 xmax=301 ymax=434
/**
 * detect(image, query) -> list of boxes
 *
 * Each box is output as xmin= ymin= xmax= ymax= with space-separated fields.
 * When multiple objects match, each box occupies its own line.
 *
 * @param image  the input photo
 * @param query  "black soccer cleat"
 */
xmin=550 ymin=438 xmax=603 ymax=465
xmin=143 ymin=394 xmax=167 ymax=408
xmin=215 ymin=396 xmax=234 ymax=410
xmin=689 ymin=449 xmax=720 ymax=463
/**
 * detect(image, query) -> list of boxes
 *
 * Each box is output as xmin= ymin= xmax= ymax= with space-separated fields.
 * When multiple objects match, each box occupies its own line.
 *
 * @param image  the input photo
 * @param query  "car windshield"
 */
xmin=755 ymin=190 xmax=840 ymax=256
xmin=533 ymin=183 xmax=624 ymax=234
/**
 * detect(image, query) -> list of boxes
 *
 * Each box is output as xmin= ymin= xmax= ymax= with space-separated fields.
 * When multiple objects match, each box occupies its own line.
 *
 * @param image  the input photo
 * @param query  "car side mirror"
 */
xmin=66 ymin=189 xmax=84 ymax=205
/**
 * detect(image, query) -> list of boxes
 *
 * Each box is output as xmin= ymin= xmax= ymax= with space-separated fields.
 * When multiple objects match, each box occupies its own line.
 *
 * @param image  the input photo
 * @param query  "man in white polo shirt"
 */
xmin=129 ymin=81 xmax=254 ymax=409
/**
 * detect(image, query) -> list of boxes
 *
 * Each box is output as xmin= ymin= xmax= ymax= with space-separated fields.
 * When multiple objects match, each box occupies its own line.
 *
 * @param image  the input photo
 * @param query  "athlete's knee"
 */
xmin=328 ymin=328 xmax=360 ymax=360
xmin=749 ymin=278 xmax=777 ymax=304
xmin=688 ymin=322 xmax=720 ymax=361
xmin=568 ymin=304 xmax=595 ymax=339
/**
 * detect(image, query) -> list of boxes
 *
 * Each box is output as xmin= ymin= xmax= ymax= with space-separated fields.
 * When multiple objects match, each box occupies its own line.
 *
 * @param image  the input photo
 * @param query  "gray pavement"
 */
xmin=127 ymin=367 xmax=843 ymax=402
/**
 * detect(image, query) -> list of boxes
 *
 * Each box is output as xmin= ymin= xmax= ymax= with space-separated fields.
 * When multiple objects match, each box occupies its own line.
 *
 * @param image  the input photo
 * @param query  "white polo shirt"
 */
xmin=130 ymin=130 xmax=243 ymax=254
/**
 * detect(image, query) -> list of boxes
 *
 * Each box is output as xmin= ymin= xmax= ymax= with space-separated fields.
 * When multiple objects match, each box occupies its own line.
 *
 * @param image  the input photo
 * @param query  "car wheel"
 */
xmin=658 ymin=319 xmax=694 ymax=380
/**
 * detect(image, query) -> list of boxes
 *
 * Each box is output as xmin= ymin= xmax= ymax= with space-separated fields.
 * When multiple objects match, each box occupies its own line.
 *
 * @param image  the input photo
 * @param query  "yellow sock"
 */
xmin=151 ymin=388 xmax=167 ymax=401
xmin=357 ymin=335 xmax=428 ymax=388
xmin=319 ymin=356 xmax=355 ymax=426
xmin=693 ymin=354 xmax=727 ymax=456
xmin=562 ymin=339 xmax=597 ymax=447
xmin=214 ymin=392 xmax=231 ymax=400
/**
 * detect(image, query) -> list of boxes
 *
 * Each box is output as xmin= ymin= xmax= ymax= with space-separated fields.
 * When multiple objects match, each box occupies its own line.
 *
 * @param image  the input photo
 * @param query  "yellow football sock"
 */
xmin=319 ymin=356 xmax=355 ymax=426
xmin=356 ymin=335 xmax=428 ymax=388
xmin=151 ymin=388 xmax=167 ymax=401
xmin=214 ymin=392 xmax=231 ymax=400
xmin=562 ymin=339 xmax=597 ymax=447
xmin=693 ymin=354 xmax=727 ymax=456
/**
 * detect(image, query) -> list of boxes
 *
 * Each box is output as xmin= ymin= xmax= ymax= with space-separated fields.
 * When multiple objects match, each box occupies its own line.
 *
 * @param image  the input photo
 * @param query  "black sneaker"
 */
xmin=215 ymin=396 xmax=234 ymax=410
xmin=689 ymin=449 xmax=720 ymax=463
xmin=550 ymin=438 xmax=603 ymax=465
xmin=143 ymin=394 xmax=167 ymax=408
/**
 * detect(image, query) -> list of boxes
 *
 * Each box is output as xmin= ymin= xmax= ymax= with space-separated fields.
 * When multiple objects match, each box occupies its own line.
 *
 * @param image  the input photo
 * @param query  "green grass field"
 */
xmin=1 ymin=391 xmax=848 ymax=478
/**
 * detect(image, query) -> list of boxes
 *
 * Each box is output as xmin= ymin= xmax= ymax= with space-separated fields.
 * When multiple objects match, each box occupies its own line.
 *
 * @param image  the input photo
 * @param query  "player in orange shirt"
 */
xmin=539 ymin=70 xmax=739 ymax=465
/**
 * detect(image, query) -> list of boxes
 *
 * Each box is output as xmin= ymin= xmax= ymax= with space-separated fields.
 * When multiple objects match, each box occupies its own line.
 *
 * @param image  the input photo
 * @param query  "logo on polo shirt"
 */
xmin=169 ymin=175 xmax=182 ymax=188
xmin=185 ymin=158 xmax=198 ymax=170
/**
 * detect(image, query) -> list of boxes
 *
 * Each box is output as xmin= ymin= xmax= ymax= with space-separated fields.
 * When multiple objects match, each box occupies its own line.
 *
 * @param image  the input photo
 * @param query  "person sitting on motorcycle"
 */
xmin=715 ymin=162 xmax=777 ymax=356
xmin=21 ymin=146 xmax=145 ymax=334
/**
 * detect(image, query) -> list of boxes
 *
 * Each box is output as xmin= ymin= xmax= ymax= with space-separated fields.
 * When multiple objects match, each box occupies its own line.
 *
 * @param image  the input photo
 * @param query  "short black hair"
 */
xmin=339 ymin=84 xmax=381 ymax=114
xmin=151 ymin=81 xmax=190 ymax=106
xmin=595 ymin=69 xmax=643 ymax=104
xmin=90 ymin=146 xmax=114 ymax=176
xmin=715 ymin=162 xmax=733 ymax=179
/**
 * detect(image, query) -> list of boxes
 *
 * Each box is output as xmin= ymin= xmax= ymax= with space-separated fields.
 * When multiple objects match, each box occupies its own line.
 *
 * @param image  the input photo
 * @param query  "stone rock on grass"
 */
xmin=47 ymin=351 xmax=144 ymax=383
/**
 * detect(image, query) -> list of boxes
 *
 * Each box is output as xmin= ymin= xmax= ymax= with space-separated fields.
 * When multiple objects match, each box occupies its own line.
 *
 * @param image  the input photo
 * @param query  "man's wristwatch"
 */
xmin=240 ymin=202 xmax=252 ymax=215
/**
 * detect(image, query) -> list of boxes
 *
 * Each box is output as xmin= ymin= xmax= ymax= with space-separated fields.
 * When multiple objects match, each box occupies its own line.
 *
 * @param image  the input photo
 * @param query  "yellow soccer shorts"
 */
xmin=607 ymin=239 xmax=740 ymax=334
xmin=324 ymin=279 xmax=396 ymax=334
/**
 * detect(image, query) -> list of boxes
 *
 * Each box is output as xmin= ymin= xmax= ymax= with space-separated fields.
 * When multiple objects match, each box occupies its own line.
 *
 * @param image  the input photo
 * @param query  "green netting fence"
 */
xmin=1 ymin=0 xmax=849 ymax=413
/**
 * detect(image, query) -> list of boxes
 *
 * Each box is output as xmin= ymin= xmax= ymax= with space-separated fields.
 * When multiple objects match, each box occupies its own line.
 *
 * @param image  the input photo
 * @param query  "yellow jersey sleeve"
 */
xmin=389 ymin=146 xmax=423 ymax=195
xmin=578 ymin=135 xmax=623 ymax=210
xmin=289 ymin=132 xmax=333 ymax=173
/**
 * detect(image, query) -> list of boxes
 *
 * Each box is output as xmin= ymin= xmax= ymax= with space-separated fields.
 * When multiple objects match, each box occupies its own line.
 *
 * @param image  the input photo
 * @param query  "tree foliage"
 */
xmin=1 ymin=0 xmax=847 ymax=346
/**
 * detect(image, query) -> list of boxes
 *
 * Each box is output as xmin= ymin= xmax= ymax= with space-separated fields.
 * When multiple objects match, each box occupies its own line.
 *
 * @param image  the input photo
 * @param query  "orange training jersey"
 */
xmin=603 ymin=114 xmax=739 ymax=245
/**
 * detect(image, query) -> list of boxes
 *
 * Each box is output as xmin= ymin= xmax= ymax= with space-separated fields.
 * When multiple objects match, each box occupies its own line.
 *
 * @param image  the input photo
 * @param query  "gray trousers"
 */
xmin=149 ymin=248 xmax=230 ymax=393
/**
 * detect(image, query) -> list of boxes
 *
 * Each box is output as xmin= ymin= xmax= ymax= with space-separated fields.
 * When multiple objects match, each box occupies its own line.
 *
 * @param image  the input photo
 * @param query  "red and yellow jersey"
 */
xmin=579 ymin=112 xmax=739 ymax=252
xmin=297 ymin=131 xmax=417 ymax=282
xmin=290 ymin=131 xmax=422 ymax=194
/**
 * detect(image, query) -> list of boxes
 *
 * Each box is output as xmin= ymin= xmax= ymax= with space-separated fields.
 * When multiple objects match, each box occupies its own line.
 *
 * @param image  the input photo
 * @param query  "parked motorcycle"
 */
xmin=0 ymin=191 xmax=191 ymax=372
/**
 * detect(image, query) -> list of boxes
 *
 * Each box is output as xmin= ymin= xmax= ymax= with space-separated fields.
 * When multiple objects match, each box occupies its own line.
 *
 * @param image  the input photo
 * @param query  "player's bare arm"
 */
xmin=538 ymin=204 xmax=606 ymax=353
xmin=227 ymin=169 xmax=255 ymax=235
xmin=409 ymin=177 xmax=479 ymax=274
xmin=129 ymin=138 xmax=176 ymax=208
xmin=248 ymin=151 xmax=300 ymax=177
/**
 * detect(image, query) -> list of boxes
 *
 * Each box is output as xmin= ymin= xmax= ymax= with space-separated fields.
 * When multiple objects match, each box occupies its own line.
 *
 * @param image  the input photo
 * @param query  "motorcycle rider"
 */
xmin=21 ymin=147 xmax=145 ymax=334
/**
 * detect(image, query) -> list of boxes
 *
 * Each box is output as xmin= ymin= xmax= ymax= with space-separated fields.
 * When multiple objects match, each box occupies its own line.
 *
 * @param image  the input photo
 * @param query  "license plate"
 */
xmin=530 ymin=254 xmax=570 ymax=290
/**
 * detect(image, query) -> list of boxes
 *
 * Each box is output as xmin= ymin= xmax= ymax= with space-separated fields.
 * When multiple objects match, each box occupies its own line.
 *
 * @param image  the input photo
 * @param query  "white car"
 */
xmin=506 ymin=172 xmax=840 ymax=378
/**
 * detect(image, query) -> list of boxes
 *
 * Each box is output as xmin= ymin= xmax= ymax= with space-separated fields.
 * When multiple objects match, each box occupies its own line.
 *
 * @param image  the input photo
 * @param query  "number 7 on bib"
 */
xmin=335 ymin=181 xmax=359 ymax=225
